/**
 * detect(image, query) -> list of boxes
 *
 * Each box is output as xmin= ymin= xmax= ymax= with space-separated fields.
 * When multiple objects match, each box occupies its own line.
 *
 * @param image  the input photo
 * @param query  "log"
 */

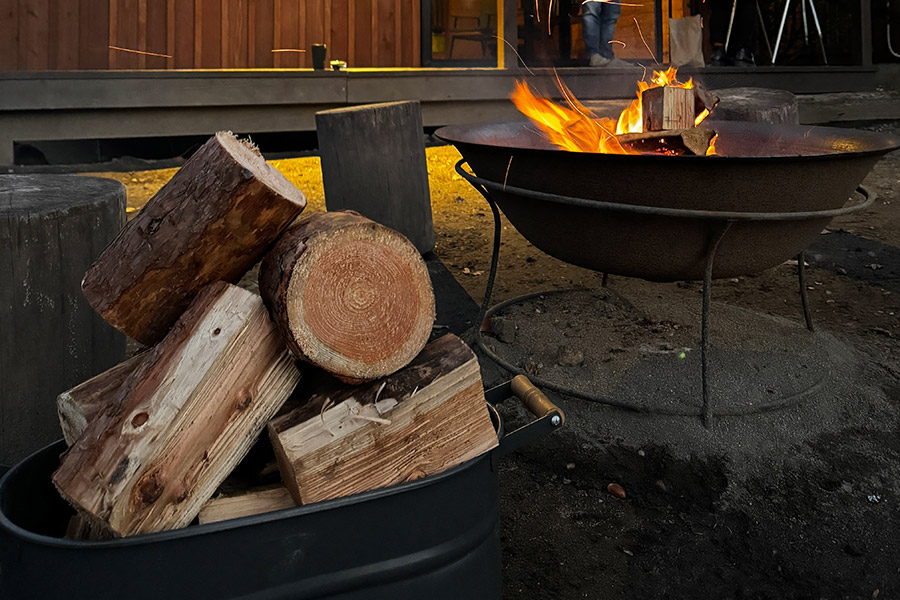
xmin=711 ymin=87 xmax=799 ymax=125
xmin=619 ymin=126 xmax=717 ymax=156
xmin=52 ymin=281 xmax=302 ymax=537
xmin=258 ymin=210 xmax=435 ymax=383
xmin=641 ymin=86 xmax=695 ymax=131
xmin=269 ymin=334 xmax=498 ymax=505
xmin=57 ymin=353 xmax=145 ymax=447
xmin=0 ymin=174 xmax=126 ymax=465
xmin=316 ymin=101 xmax=435 ymax=254
xmin=81 ymin=132 xmax=307 ymax=346
xmin=197 ymin=485 xmax=296 ymax=525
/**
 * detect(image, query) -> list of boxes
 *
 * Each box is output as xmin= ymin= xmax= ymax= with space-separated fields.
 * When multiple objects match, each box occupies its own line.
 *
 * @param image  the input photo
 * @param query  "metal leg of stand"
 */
xmin=772 ymin=0 xmax=793 ymax=63
xmin=472 ymin=184 xmax=504 ymax=332
xmin=797 ymin=251 xmax=815 ymax=332
xmin=806 ymin=0 xmax=828 ymax=64
xmin=801 ymin=0 xmax=810 ymax=44
xmin=757 ymin=0 xmax=773 ymax=60
xmin=725 ymin=0 xmax=739 ymax=51
xmin=701 ymin=221 xmax=733 ymax=429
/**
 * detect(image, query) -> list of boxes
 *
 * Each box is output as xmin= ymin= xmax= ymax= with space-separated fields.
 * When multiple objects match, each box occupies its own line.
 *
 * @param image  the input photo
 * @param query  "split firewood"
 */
xmin=197 ymin=485 xmax=296 ymax=525
xmin=57 ymin=352 xmax=145 ymax=446
xmin=641 ymin=86 xmax=695 ymax=131
xmin=259 ymin=210 xmax=435 ymax=383
xmin=52 ymin=281 xmax=301 ymax=537
xmin=268 ymin=334 xmax=498 ymax=505
xmin=82 ymin=132 xmax=307 ymax=345
xmin=693 ymin=83 xmax=719 ymax=118
xmin=65 ymin=512 xmax=113 ymax=541
xmin=618 ymin=126 xmax=717 ymax=156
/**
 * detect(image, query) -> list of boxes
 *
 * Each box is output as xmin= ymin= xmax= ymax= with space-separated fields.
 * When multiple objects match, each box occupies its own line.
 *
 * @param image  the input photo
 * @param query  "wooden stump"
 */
xmin=316 ymin=101 xmax=435 ymax=254
xmin=81 ymin=132 xmax=306 ymax=345
xmin=259 ymin=210 xmax=435 ymax=383
xmin=0 ymin=174 xmax=126 ymax=465
xmin=52 ymin=281 xmax=302 ymax=537
xmin=711 ymin=88 xmax=800 ymax=125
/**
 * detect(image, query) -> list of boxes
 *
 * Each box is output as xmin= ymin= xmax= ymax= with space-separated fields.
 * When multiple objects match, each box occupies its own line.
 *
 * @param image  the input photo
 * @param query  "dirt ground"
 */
xmin=94 ymin=120 xmax=900 ymax=599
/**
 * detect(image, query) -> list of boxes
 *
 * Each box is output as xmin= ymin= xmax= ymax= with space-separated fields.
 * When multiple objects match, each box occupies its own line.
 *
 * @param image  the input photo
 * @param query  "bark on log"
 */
xmin=81 ymin=132 xmax=306 ymax=345
xmin=0 ymin=174 xmax=126 ymax=465
xmin=259 ymin=210 xmax=435 ymax=383
xmin=316 ymin=101 xmax=435 ymax=254
xmin=52 ymin=281 xmax=301 ymax=537
xmin=198 ymin=485 xmax=296 ymax=524
xmin=57 ymin=353 xmax=145 ymax=447
xmin=711 ymin=87 xmax=799 ymax=125
xmin=269 ymin=334 xmax=498 ymax=505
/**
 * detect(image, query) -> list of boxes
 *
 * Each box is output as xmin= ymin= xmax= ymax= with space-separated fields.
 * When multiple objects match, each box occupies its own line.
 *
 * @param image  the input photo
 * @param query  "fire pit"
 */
xmin=436 ymin=119 xmax=899 ymax=425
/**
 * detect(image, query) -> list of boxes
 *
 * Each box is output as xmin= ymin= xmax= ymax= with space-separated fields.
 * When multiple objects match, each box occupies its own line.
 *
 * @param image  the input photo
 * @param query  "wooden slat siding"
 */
xmin=145 ymin=0 xmax=167 ymax=68
xmin=323 ymin=0 xmax=331 ymax=67
xmin=273 ymin=0 xmax=281 ymax=67
xmin=79 ymin=0 xmax=109 ymax=68
xmin=374 ymin=0 xmax=396 ymax=67
xmin=222 ymin=0 xmax=248 ymax=68
xmin=298 ymin=0 xmax=308 ymax=68
xmin=172 ymin=0 xmax=193 ymax=68
xmin=393 ymin=0 xmax=401 ymax=65
xmin=138 ymin=0 xmax=147 ymax=68
xmin=249 ymin=0 xmax=274 ymax=68
xmin=347 ymin=0 xmax=355 ymax=65
xmin=354 ymin=0 xmax=371 ymax=66
xmin=48 ymin=0 xmax=79 ymax=70
xmin=0 ymin=0 xmax=17 ymax=70
xmin=400 ymin=0 xmax=410 ymax=65
xmin=277 ymin=0 xmax=299 ymax=67
xmin=109 ymin=0 xmax=140 ymax=69
xmin=330 ymin=0 xmax=348 ymax=68
xmin=411 ymin=0 xmax=420 ymax=66
xmin=197 ymin=0 xmax=221 ymax=68
xmin=19 ymin=0 xmax=49 ymax=70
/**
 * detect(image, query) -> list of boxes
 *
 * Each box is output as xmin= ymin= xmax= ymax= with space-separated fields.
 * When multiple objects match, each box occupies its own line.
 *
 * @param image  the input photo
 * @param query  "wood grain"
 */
xmin=52 ymin=282 xmax=302 ymax=537
xmin=198 ymin=485 xmax=295 ymax=524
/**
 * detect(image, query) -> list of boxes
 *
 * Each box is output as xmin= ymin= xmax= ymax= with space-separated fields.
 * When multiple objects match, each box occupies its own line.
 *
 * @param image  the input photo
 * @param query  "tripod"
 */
xmin=771 ymin=0 xmax=828 ymax=64
xmin=725 ymin=0 xmax=773 ymax=61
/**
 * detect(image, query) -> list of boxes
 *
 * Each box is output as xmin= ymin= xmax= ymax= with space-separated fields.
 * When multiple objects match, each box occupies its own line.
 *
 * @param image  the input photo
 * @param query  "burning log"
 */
xmin=258 ymin=210 xmax=435 ymax=383
xmin=81 ymin=132 xmax=307 ymax=346
xmin=618 ymin=126 xmax=717 ymax=156
xmin=198 ymin=485 xmax=296 ymax=525
xmin=52 ymin=281 xmax=302 ymax=537
xmin=641 ymin=86 xmax=696 ymax=131
xmin=56 ymin=353 xmax=144 ymax=446
xmin=268 ymin=334 xmax=498 ymax=506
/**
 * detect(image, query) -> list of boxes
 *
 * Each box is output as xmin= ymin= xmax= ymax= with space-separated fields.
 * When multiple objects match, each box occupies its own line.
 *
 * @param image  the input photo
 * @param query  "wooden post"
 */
xmin=81 ymin=131 xmax=307 ymax=346
xmin=269 ymin=334 xmax=498 ymax=506
xmin=52 ymin=282 xmax=302 ymax=537
xmin=0 ymin=174 xmax=126 ymax=465
xmin=315 ymin=101 xmax=435 ymax=254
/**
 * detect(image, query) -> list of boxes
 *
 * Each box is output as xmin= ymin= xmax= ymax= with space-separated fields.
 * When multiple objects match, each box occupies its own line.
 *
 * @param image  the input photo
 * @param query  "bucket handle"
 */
xmin=486 ymin=375 xmax=565 ymax=458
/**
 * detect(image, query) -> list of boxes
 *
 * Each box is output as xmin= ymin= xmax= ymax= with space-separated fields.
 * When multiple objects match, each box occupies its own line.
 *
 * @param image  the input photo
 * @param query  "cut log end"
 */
xmin=215 ymin=131 xmax=306 ymax=209
xmin=261 ymin=212 xmax=435 ymax=382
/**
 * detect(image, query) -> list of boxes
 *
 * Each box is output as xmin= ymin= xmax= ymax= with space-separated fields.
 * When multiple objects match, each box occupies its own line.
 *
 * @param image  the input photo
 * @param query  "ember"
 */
xmin=511 ymin=67 xmax=717 ymax=156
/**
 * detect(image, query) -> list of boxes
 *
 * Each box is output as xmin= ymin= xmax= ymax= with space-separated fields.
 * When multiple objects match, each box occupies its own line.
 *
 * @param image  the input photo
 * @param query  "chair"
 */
xmin=448 ymin=0 xmax=497 ymax=58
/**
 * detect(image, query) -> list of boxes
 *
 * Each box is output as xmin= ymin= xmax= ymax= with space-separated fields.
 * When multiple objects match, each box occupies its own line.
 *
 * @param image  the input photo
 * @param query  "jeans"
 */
xmin=582 ymin=1 xmax=621 ymax=60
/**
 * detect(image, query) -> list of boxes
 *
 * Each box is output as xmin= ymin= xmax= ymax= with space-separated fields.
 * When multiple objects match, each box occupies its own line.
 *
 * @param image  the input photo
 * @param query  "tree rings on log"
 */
xmin=81 ymin=131 xmax=307 ymax=345
xmin=259 ymin=211 xmax=435 ymax=383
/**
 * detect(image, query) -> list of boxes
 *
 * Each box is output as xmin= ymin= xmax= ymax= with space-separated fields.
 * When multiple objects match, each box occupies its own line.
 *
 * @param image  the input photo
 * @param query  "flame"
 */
xmin=511 ymin=81 xmax=632 ymax=154
xmin=512 ymin=67 xmax=714 ymax=155
xmin=706 ymin=134 xmax=718 ymax=156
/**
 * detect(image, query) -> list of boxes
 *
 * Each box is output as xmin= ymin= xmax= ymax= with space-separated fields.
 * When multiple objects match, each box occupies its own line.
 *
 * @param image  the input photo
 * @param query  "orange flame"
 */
xmin=512 ymin=67 xmax=714 ymax=155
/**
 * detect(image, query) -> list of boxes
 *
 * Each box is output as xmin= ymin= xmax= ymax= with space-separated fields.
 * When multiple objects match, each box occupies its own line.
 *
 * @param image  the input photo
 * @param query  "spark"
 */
xmin=633 ymin=17 xmax=659 ymax=63
xmin=108 ymin=45 xmax=172 ymax=58
xmin=271 ymin=48 xmax=307 ymax=53
xmin=583 ymin=0 xmax=645 ymax=6
xmin=492 ymin=36 xmax=537 ymax=76
xmin=503 ymin=156 xmax=514 ymax=191
xmin=609 ymin=40 xmax=626 ymax=47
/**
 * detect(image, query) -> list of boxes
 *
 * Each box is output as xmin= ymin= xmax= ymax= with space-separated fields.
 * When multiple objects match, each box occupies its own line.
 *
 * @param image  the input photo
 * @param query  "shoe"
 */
xmin=589 ymin=54 xmax=611 ymax=67
xmin=710 ymin=46 xmax=728 ymax=66
xmin=733 ymin=47 xmax=756 ymax=66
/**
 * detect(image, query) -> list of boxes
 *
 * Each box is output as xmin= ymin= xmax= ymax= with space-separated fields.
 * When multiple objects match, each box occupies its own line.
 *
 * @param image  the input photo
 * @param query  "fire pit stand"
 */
xmin=456 ymin=159 xmax=875 ymax=427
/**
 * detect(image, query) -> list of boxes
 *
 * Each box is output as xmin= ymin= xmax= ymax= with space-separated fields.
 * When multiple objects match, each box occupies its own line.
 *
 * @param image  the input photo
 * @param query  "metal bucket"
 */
xmin=0 ymin=378 xmax=563 ymax=600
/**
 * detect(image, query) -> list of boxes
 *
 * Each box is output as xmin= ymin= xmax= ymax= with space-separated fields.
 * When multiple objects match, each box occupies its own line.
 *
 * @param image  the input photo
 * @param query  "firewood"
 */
xmin=81 ymin=132 xmax=307 ymax=345
xmin=52 ymin=281 xmax=302 ymax=537
xmin=258 ymin=210 xmax=435 ymax=383
xmin=641 ymin=86 xmax=695 ymax=131
xmin=197 ymin=486 xmax=296 ymax=525
xmin=269 ymin=334 xmax=498 ymax=505
xmin=57 ymin=353 xmax=145 ymax=447
xmin=618 ymin=126 xmax=717 ymax=156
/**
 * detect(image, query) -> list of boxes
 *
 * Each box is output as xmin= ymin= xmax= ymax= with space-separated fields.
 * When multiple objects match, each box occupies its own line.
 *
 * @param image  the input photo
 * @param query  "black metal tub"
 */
xmin=0 ymin=378 xmax=562 ymax=600
xmin=436 ymin=120 xmax=900 ymax=281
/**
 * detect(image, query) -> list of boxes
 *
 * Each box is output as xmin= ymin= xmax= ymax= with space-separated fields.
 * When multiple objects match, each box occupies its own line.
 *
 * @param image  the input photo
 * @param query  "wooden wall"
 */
xmin=0 ymin=0 xmax=422 ymax=70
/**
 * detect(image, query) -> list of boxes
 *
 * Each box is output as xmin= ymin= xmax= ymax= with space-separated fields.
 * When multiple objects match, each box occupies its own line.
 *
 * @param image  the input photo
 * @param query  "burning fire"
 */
xmin=511 ymin=67 xmax=714 ymax=155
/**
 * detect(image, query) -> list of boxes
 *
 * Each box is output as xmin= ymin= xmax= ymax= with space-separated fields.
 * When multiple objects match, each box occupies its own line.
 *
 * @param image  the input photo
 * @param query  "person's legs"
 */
xmin=597 ymin=2 xmax=621 ymax=59
xmin=582 ymin=1 xmax=603 ymax=60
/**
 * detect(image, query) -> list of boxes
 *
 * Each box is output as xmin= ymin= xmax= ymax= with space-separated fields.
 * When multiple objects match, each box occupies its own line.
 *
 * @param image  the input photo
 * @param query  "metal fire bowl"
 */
xmin=436 ymin=120 xmax=900 ymax=281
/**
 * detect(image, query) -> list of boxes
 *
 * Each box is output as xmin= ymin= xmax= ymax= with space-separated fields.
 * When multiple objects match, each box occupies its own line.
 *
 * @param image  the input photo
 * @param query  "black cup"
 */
xmin=311 ymin=44 xmax=327 ymax=70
